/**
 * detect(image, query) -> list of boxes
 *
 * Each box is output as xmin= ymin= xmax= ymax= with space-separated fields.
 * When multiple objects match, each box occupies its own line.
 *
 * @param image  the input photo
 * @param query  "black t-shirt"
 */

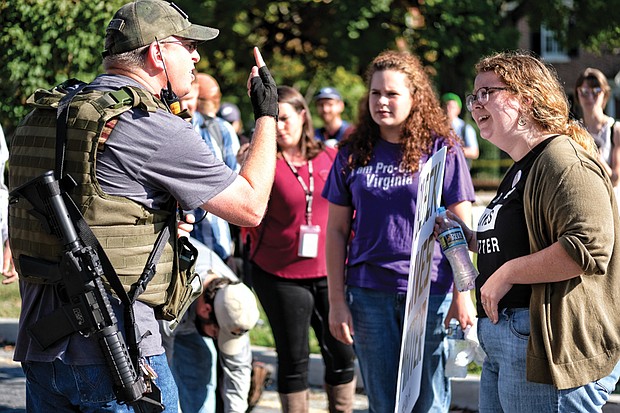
xmin=475 ymin=138 xmax=555 ymax=317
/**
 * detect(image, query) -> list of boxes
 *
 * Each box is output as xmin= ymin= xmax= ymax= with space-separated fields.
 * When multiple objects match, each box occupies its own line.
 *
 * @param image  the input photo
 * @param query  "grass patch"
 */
xmin=468 ymin=363 xmax=482 ymax=375
xmin=0 ymin=281 xmax=21 ymax=318
xmin=0 ymin=281 xmax=321 ymax=354
xmin=248 ymin=303 xmax=275 ymax=349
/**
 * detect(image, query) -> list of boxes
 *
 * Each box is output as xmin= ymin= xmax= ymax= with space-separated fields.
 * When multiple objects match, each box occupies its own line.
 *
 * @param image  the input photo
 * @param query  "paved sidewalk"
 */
xmin=252 ymin=385 xmax=370 ymax=413
xmin=1 ymin=320 xmax=620 ymax=412
xmin=252 ymin=345 xmax=620 ymax=413
xmin=0 ymin=345 xmax=25 ymax=412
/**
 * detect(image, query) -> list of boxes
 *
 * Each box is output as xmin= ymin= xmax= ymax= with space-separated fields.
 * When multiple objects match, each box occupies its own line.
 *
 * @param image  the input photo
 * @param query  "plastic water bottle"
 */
xmin=436 ymin=207 xmax=478 ymax=292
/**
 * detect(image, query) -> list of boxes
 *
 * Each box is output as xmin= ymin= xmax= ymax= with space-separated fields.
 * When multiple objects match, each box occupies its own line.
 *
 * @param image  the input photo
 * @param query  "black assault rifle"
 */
xmin=10 ymin=171 xmax=164 ymax=413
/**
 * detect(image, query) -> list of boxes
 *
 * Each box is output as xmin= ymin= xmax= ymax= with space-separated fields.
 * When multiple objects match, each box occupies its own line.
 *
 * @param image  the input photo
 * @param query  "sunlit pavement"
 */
xmin=251 ymin=345 xmax=620 ymax=413
xmin=2 ymin=272 xmax=620 ymax=413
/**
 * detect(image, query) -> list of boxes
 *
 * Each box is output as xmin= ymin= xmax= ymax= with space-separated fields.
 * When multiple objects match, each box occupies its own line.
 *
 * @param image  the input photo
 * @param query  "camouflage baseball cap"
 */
xmin=102 ymin=0 xmax=219 ymax=57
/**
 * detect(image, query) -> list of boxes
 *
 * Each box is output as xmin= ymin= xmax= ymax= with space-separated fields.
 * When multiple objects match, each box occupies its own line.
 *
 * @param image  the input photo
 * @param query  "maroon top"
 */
xmin=249 ymin=147 xmax=336 ymax=279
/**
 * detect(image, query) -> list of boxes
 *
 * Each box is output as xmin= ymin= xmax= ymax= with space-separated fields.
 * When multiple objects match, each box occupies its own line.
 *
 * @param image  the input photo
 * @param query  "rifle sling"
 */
xmin=55 ymin=80 xmax=87 ymax=180
xmin=43 ymin=85 xmax=175 ymax=366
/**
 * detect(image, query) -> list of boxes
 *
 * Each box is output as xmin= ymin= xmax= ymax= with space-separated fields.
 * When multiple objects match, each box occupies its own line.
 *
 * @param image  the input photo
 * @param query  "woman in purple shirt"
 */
xmin=323 ymin=51 xmax=476 ymax=413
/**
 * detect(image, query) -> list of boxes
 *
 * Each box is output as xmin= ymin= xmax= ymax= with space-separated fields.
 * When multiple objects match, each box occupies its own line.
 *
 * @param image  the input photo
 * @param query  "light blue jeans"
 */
xmin=22 ymin=353 xmax=177 ymax=412
xmin=171 ymin=331 xmax=218 ymax=413
xmin=478 ymin=308 xmax=620 ymax=413
xmin=347 ymin=286 xmax=452 ymax=413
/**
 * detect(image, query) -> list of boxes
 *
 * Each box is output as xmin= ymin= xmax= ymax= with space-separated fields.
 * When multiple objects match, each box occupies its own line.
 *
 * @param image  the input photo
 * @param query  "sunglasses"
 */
xmin=578 ymin=87 xmax=603 ymax=99
xmin=160 ymin=39 xmax=200 ymax=53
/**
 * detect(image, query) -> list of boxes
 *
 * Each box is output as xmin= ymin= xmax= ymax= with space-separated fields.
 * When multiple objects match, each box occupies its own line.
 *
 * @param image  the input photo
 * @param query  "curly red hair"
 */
xmin=341 ymin=50 xmax=455 ymax=172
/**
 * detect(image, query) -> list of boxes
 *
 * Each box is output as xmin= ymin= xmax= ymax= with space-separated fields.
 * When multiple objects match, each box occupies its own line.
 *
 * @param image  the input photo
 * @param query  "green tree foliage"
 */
xmin=526 ymin=0 xmax=620 ymax=51
xmin=403 ymin=0 xmax=519 ymax=97
xmin=1 ymin=0 xmax=618 ymax=138
xmin=0 ymin=0 xmax=126 ymax=135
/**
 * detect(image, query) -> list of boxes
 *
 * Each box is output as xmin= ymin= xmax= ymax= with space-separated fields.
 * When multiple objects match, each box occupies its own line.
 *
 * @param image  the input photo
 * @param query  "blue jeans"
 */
xmin=22 ymin=354 xmax=177 ymax=412
xmin=478 ymin=308 xmax=620 ymax=413
xmin=171 ymin=332 xmax=218 ymax=413
xmin=347 ymin=287 xmax=452 ymax=413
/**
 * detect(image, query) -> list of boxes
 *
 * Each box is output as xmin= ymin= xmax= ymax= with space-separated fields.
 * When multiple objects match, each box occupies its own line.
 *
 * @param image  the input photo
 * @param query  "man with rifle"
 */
xmin=7 ymin=1 xmax=278 ymax=411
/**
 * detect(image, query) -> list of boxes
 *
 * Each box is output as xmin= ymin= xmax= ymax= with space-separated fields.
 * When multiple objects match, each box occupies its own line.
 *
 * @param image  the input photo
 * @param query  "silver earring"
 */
xmin=518 ymin=117 xmax=527 ymax=126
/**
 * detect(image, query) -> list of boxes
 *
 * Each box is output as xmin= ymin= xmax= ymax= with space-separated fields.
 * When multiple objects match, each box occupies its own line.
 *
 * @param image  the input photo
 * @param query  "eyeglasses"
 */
xmin=160 ymin=39 xmax=199 ymax=53
xmin=466 ymin=87 xmax=510 ymax=111
xmin=578 ymin=87 xmax=603 ymax=99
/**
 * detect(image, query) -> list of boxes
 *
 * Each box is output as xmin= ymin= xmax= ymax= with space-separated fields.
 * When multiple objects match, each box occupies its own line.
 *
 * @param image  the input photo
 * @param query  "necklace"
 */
xmin=281 ymin=150 xmax=306 ymax=167
xmin=585 ymin=116 xmax=609 ymax=147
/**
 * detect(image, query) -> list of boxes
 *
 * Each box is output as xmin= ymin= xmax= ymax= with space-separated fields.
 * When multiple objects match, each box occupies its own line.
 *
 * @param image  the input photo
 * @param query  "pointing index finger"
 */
xmin=253 ymin=47 xmax=265 ymax=68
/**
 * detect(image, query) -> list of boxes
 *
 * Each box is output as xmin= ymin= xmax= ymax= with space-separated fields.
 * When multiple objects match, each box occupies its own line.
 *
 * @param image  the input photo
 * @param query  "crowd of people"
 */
xmin=1 ymin=1 xmax=620 ymax=413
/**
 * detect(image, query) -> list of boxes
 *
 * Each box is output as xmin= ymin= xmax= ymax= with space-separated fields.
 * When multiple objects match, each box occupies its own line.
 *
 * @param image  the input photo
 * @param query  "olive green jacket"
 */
xmin=524 ymin=135 xmax=620 ymax=389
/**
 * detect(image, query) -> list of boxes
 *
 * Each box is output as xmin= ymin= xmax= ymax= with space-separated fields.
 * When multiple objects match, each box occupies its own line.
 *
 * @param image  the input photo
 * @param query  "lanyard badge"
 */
xmin=284 ymin=157 xmax=321 ymax=258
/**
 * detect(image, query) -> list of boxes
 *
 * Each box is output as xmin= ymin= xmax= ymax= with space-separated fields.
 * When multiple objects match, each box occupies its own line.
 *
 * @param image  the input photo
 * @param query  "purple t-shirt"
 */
xmin=322 ymin=137 xmax=475 ymax=294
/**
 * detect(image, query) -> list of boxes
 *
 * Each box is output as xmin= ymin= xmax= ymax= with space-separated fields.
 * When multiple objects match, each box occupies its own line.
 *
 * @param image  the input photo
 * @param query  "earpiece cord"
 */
xmin=154 ymin=37 xmax=181 ymax=114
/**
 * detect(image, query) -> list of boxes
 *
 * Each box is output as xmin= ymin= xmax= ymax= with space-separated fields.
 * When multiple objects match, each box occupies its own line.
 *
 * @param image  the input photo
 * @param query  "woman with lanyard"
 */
xmin=248 ymin=86 xmax=357 ymax=412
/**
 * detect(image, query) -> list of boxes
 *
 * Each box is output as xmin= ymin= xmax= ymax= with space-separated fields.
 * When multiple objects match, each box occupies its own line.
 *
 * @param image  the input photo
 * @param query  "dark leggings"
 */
xmin=251 ymin=262 xmax=356 ymax=394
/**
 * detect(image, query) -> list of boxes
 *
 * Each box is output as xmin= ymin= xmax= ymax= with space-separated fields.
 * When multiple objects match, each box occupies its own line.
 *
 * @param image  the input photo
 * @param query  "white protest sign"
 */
xmin=394 ymin=147 xmax=446 ymax=412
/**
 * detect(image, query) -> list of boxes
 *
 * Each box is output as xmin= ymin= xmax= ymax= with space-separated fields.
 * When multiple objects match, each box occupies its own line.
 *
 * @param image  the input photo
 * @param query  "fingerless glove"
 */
xmin=250 ymin=66 xmax=278 ymax=120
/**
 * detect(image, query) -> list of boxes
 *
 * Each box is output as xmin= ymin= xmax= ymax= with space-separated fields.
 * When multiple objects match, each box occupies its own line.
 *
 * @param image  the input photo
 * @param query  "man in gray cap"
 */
xmin=313 ymin=86 xmax=354 ymax=147
xmin=163 ymin=237 xmax=259 ymax=413
xmin=8 ymin=1 xmax=278 ymax=411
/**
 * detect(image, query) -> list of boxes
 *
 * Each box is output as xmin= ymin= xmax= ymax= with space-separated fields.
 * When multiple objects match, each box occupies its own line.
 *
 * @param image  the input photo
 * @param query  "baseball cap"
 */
xmin=102 ymin=0 xmax=219 ymax=57
xmin=314 ymin=87 xmax=342 ymax=101
xmin=218 ymin=102 xmax=241 ymax=123
xmin=214 ymin=282 xmax=260 ymax=355
xmin=441 ymin=92 xmax=462 ymax=109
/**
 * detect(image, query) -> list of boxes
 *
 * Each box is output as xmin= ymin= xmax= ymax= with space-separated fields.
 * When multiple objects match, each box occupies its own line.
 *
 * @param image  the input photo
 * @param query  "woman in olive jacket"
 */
xmin=442 ymin=51 xmax=620 ymax=413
